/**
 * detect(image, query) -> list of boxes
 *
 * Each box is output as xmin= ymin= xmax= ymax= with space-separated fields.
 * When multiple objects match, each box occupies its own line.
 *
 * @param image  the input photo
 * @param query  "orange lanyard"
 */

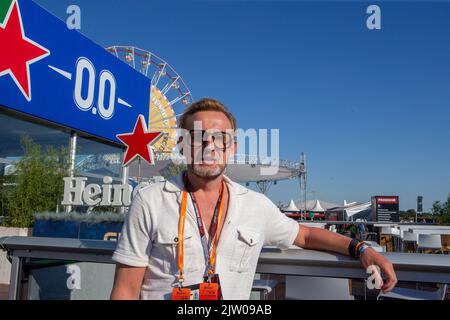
xmin=177 ymin=180 xmax=225 ymax=284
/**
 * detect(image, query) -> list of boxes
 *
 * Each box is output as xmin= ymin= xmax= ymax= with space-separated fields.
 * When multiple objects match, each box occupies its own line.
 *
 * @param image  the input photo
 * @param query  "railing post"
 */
xmin=8 ymin=256 xmax=22 ymax=300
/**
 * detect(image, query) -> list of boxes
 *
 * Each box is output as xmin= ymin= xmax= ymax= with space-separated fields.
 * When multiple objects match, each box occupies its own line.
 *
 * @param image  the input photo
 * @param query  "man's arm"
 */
xmin=110 ymin=263 xmax=147 ymax=300
xmin=294 ymin=225 xmax=398 ymax=293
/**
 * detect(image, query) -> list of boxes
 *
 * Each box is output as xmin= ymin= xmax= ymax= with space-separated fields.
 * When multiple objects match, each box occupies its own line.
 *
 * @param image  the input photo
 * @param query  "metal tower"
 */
xmin=298 ymin=152 xmax=307 ymax=217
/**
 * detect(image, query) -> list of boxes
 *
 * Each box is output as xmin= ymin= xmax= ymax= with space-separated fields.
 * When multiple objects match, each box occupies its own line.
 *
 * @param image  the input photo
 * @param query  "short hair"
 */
xmin=179 ymin=98 xmax=237 ymax=130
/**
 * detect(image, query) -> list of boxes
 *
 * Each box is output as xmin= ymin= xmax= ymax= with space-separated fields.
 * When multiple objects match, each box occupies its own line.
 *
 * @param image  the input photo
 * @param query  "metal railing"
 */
xmin=1 ymin=236 xmax=449 ymax=300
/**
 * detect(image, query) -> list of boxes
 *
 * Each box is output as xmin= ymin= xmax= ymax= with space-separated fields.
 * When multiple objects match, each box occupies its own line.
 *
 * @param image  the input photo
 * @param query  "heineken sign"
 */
xmin=0 ymin=0 xmax=154 ymax=144
xmin=61 ymin=176 xmax=152 ymax=207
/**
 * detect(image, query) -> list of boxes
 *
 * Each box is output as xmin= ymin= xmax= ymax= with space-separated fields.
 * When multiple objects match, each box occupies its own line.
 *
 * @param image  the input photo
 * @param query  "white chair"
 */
xmin=401 ymin=231 xmax=418 ymax=252
xmin=378 ymin=284 xmax=448 ymax=300
xmin=391 ymin=228 xmax=400 ymax=236
xmin=381 ymin=227 xmax=401 ymax=251
xmin=401 ymin=231 xmax=418 ymax=242
xmin=417 ymin=234 xmax=443 ymax=254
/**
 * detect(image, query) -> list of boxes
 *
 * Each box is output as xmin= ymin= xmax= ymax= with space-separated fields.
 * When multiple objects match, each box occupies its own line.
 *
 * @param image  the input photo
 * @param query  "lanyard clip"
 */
xmin=176 ymin=272 xmax=185 ymax=288
xmin=206 ymin=268 xmax=214 ymax=283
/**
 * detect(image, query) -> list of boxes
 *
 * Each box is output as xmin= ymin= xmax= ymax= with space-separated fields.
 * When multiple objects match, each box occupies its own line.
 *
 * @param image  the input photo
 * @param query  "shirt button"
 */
xmin=174 ymin=237 xmax=178 ymax=243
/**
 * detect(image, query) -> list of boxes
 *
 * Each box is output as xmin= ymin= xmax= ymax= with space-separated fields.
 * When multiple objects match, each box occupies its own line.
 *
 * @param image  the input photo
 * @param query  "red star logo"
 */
xmin=117 ymin=115 xmax=162 ymax=166
xmin=0 ymin=0 xmax=50 ymax=101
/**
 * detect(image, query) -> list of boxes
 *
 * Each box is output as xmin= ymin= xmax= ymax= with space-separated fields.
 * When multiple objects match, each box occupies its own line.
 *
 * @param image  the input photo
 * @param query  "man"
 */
xmin=110 ymin=98 xmax=397 ymax=300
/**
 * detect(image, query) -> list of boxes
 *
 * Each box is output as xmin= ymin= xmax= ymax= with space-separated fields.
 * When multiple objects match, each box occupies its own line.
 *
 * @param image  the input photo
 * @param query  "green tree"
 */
xmin=432 ymin=201 xmax=445 ymax=215
xmin=2 ymin=136 xmax=69 ymax=227
xmin=437 ymin=196 xmax=450 ymax=225
xmin=400 ymin=209 xmax=416 ymax=221
xmin=0 ymin=171 xmax=15 ymax=218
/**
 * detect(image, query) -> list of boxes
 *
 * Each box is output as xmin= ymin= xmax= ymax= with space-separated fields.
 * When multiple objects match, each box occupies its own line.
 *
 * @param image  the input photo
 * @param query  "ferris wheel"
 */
xmin=105 ymin=46 xmax=193 ymax=158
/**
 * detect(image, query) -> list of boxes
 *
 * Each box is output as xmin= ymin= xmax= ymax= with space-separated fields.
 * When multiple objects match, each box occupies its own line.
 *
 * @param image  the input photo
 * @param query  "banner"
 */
xmin=0 ymin=0 xmax=152 ymax=144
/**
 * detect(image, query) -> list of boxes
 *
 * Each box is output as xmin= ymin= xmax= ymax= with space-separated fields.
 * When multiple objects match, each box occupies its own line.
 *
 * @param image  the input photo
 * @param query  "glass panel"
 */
xmin=75 ymin=136 xmax=123 ymax=182
xmin=0 ymin=110 xmax=70 ymax=166
xmin=13 ymin=262 xmax=450 ymax=300
xmin=253 ymin=273 xmax=449 ymax=300
xmin=25 ymin=258 xmax=115 ymax=300
xmin=0 ymin=110 xmax=125 ymax=215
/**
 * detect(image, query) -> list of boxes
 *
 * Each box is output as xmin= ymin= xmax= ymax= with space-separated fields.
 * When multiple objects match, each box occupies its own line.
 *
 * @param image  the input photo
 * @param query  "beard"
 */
xmin=186 ymin=145 xmax=229 ymax=180
xmin=188 ymin=162 xmax=227 ymax=180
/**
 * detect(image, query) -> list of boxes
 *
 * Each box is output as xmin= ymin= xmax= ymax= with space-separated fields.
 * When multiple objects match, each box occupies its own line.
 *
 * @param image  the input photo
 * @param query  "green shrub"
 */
xmin=34 ymin=211 xmax=124 ymax=223
xmin=1 ymin=136 xmax=69 ymax=228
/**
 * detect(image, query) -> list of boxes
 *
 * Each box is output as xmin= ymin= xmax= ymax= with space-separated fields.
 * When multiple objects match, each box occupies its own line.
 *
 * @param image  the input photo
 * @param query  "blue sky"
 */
xmin=34 ymin=0 xmax=450 ymax=211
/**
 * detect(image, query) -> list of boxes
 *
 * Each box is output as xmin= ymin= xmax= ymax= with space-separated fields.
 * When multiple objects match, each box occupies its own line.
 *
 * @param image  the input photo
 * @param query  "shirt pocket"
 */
xmin=154 ymin=231 xmax=199 ymax=275
xmin=229 ymin=227 xmax=261 ymax=273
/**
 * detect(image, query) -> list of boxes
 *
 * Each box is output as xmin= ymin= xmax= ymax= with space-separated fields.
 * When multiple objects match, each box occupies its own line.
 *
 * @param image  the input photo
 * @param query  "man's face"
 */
xmin=181 ymin=111 xmax=236 ymax=179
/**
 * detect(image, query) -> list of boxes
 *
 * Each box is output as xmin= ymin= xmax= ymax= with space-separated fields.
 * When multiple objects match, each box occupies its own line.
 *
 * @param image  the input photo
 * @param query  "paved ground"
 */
xmin=0 ymin=284 xmax=9 ymax=300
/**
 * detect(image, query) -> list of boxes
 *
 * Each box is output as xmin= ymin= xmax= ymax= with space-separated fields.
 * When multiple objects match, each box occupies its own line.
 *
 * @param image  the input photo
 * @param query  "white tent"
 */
xmin=345 ymin=201 xmax=371 ymax=220
xmin=284 ymin=200 xmax=299 ymax=212
xmin=311 ymin=200 xmax=325 ymax=212
xmin=294 ymin=199 xmax=340 ymax=211
xmin=343 ymin=200 xmax=357 ymax=206
xmin=327 ymin=201 xmax=372 ymax=221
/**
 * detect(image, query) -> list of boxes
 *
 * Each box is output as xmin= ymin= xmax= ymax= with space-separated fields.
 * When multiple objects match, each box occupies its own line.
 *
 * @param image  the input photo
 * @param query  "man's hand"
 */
xmin=295 ymin=225 xmax=398 ymax=293
xmin=360 ymin=247 xmax=397 ymax=293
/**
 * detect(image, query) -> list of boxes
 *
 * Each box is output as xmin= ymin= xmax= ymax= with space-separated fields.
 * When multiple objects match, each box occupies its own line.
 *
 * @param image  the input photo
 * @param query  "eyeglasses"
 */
xmin=187 ymin=130 xmax=235 ymax=149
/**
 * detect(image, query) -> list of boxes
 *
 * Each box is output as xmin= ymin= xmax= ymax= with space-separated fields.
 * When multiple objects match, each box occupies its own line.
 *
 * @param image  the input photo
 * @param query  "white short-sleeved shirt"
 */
xmin=112 ymin=173 xmax=299 ymax=300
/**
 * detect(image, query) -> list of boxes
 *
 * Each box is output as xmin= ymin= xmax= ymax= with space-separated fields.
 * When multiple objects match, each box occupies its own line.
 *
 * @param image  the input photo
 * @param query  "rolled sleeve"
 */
xmin=112 ymin=191 xmax=153 ymax=267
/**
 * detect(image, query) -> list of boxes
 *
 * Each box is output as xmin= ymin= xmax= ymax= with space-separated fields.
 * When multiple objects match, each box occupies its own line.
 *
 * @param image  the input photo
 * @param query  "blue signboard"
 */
xmin=0 ymin=0 xmax=152 ymax=144
xmin=33 ymin=219 xmax=123 ymax=241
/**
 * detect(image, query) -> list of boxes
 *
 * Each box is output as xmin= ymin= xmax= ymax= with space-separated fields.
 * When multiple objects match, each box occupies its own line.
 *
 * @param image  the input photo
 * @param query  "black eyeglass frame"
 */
xmin=186 ymin=129 xmax=236 ymax=149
